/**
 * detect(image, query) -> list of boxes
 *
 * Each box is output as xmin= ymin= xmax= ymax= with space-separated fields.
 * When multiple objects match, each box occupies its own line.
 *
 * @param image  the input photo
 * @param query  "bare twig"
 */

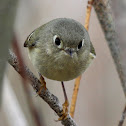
xmin=12 ymin=35 xmax=44 ymax=126
xmin=93 ymin=0 xmax=126 ymax=126
xmin=70 ymin=0 xmax=94 ymax=118
xmin=93 ymin=0 xmax=126 ymax=95
xmin=118 ymin=105 xmax=126 ymax=126
xmin=70 ymin=76 xmax=81 ymax=118
xmin=85 ymin=0 xmax=94 ymax=30
xmin=8 ymin=50 xmax=78 ymax=126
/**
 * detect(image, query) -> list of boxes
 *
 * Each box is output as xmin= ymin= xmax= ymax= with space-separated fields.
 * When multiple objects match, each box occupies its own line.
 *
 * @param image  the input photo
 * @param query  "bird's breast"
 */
xmin=29 ymin=48 xmax=91 ymax=81
xmin=38 ymin=54 xmax=88 ymax=81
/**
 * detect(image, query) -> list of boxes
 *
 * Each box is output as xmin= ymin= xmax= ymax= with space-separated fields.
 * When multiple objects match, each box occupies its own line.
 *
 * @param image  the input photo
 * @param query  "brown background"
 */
xmin=0 ymin=0 xmax=126 ymax=126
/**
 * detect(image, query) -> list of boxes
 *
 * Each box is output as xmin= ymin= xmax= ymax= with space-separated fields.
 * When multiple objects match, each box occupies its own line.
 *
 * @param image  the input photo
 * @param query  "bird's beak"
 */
xmin=65 ymin=48 xmax=74 ymax=57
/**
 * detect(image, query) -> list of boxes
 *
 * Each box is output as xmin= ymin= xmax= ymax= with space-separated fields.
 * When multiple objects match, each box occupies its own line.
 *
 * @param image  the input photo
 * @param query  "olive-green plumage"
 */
xmin=24 ymin=18 xmax=96 ymax=81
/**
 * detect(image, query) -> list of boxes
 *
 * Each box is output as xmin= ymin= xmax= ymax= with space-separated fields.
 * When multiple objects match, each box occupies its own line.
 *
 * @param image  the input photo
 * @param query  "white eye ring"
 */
xmin=53 ymin=35 xmax=63 ymax=49
xmin=77 ymin=39 xmax=85 ymax=51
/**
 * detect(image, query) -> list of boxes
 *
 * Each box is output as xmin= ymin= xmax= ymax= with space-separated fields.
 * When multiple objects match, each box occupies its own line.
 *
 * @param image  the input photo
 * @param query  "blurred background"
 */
xmin=0 ymin=0 xmax=126 ymax=126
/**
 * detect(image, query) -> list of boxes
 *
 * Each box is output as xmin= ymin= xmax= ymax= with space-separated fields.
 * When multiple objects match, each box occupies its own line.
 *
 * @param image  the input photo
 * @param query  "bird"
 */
xmin=24 ymin=18 xmax=96 ymax=120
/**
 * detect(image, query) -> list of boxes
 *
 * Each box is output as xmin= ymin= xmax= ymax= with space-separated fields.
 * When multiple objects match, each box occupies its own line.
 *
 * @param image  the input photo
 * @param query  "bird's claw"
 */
xmin=58 ymin=100 xmax=69 ymax=121
xmin=37 ymin=83 xmax=47 ymax=95
xmin=37 ymin=74 xmax=47 ymax=96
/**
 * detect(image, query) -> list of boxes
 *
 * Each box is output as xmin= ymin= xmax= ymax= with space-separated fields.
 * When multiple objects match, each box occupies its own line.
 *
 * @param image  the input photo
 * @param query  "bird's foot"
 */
xmin=37 ymin=74 xmax=47 ymax=95
xmin=58 ymin=100 xmax=69 ymax=121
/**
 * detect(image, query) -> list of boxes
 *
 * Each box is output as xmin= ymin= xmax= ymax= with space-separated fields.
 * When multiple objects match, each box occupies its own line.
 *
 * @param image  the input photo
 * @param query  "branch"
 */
xmin=8 ymin=50 xmax=78 ymax=126
xmin=12 ymin=36 xmax=44 ymax=126
xmin=93 ymin=0 xmax=126 ymax=95
xmin=70 ymin=0 xmax=94 ymax=118
xmin=93 ymin=0 xmax=126 ymax=126
xmin=118 ymin=105 xmax=126 ymax=126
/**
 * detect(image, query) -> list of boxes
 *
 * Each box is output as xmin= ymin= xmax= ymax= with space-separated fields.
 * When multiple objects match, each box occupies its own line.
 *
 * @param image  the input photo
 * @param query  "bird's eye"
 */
xmin=53 ymin=35 xmax=63 ymax=49
xmin=77 ymin=39 xmax=85 ymax=50
xmin=54 ymin=37 xmax=61 ymax=45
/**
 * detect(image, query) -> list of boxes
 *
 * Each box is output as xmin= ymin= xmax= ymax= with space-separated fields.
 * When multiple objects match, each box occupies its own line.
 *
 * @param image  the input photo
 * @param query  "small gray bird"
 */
xmin=24 ymin=18 xmax=96 ymax=81
xmin=24 ymin=18 xmax=96 ymax=120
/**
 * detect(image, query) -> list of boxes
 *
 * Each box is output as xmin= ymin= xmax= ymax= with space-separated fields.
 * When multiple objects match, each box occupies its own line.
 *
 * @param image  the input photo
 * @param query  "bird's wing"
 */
xmin=24 ymin=23 xmax=46 ymax=48
xmin=90 ymin=42 xmax=96 ymax=58
xmin=24 ymin=29 xmax=37 ymax=48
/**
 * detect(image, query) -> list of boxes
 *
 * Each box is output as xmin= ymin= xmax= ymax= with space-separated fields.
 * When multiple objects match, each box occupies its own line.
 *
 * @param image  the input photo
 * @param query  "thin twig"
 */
xmin=8 ymin=50 xmax=78 ymax=126
xmin=93 ymin=0 xmax=126 ymax=95
xmin=93 ymin=0 xmax=126 ymax=126
xmin=118 ymin=105 xmax=126 ymax=126
xmin=85 ymin=0 xmax=94 ymax=30
xmin=12 ymin=35 xmax=44 ymax=126
xmin=70 ymin=0 xmax=94 ymax=118
xmin=70 ymin=76 xmax=81 ymax=118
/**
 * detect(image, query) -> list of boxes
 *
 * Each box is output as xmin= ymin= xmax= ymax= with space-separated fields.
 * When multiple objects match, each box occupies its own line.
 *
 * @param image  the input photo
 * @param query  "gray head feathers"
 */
xmin=24 ymin=18 xmax=96 ymax=81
